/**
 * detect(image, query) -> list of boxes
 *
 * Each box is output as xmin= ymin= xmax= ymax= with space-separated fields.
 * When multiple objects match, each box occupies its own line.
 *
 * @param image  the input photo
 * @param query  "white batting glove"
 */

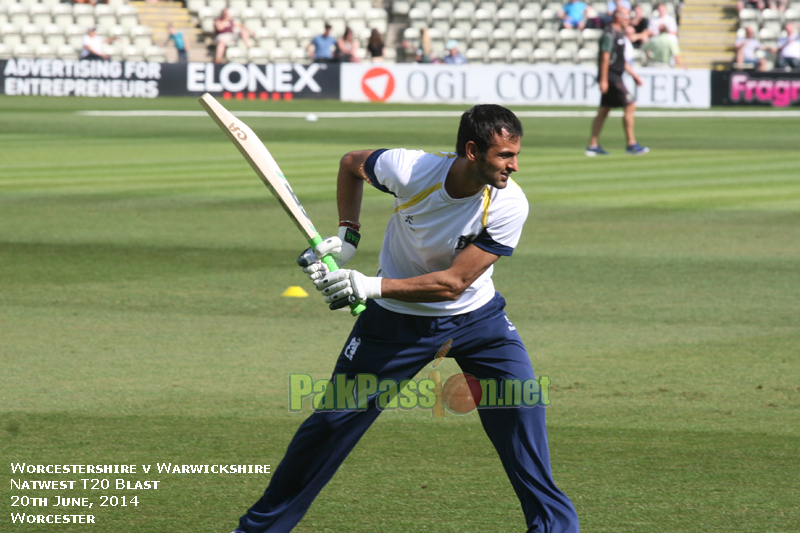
xmin=316 ymin=269 xmax=382 ymax=310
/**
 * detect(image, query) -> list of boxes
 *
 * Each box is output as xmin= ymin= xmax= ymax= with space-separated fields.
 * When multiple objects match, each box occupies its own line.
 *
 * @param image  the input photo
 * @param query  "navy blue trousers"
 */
xmin=238 ymin=294 xmax=579 ymax=533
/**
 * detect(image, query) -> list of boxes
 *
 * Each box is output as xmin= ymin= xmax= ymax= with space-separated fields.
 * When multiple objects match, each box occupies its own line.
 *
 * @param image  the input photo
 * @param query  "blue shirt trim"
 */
xmin=364 ymin=149 xmax=394 ymax=196
xmin=472 ymin=228 xmax=513 ymax=256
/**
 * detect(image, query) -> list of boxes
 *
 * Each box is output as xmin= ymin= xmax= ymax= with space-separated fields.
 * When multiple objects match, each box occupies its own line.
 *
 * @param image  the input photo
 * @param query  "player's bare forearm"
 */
xmin=599 ymin=53 xmax=610 ymax=84
xmin=337 ymin=150 xmax=373 ymax=224
xmin=381 ymin=244 xmax=498 ymax=302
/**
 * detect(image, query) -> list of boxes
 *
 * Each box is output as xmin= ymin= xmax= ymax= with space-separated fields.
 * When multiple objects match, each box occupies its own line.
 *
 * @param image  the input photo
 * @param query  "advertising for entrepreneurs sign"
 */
xmin=0 ymin=59 xmax=340 ymax=99
xmin=341 ymin=64 xmax=711 ymax=108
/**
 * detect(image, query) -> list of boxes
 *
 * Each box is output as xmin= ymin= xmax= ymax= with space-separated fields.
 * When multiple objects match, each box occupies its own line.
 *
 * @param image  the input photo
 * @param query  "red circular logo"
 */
xmin=361 ymin=67 xmax=395 ymax=102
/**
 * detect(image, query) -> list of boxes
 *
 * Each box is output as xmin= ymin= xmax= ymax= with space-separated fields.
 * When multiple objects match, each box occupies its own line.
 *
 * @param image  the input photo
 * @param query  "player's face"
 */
xmin=474 ymin=131 xmax=521 ymax=189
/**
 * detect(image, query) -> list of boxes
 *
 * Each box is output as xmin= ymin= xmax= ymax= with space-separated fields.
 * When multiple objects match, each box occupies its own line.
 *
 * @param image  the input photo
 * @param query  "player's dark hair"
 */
xmin=456 ymin=104 xmax=523 ymax=158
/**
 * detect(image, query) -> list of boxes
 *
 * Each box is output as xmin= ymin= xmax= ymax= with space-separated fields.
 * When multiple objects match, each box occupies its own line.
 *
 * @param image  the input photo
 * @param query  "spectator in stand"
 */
xmin=214 ymin=8 xmax=251 ymax=64
xmin=308 ymin=24 xmax=337 ymax=62
xmin=559 ymin=0 xmax=588 ymax=30
xmin=584 ymin=6 xmax=604 ymax=28
xmin=367 ymin=29 xmax=384 ymax=62
xmin=443 ymin=39 xmax=467 ymax=64
xmin=166 ymin=24 xmax=187 ymax=64
xmin=629 ymin=4 xmax=650 ymax=47
xmin=734 ymin=26 xmax=767 ymax=70
xmin=769 ymin=0 xmax=787 ymax=12
xmin=81 ymin=26 xmax=112 ymax=60
xmin=624 ymin=24 xmax=636 ymax=65
xmin=775 ymin=22 xmax=800 ymax=69
xmin=648 ymin=3 xmax=678 ymax=38
xmin=737 ymin=0 xmax=765 ymax=10
xmin=336 ymin=27 xmax=361 ymax=62
xmin=643 ymin=24 xmax=685 ymax=67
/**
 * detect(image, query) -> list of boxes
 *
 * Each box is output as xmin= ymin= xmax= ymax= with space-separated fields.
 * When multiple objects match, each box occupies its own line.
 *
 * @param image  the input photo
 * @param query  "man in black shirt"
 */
xmin=585 ymin=6 xmax=649 ymax=156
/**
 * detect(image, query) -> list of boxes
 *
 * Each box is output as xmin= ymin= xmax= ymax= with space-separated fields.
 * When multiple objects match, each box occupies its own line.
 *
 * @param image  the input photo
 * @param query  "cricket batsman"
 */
xmin=233 ymin=105 xmax=580 ymax=533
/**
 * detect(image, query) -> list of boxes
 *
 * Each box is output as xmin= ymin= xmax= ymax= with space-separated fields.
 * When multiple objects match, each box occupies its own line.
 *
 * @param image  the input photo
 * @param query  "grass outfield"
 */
xmin=1 ymin=96 xmax=799 ymax=533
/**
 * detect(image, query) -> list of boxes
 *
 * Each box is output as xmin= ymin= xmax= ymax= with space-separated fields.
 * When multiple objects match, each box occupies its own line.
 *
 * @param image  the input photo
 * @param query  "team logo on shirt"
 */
xmin=456 ymin=235 xmax=475 ymax=250
xmin=404 ymin=215 xmax=415 ymax=231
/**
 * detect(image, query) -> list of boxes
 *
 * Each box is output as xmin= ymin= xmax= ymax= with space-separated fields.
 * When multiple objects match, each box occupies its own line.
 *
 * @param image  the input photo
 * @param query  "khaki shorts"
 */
xmin=215 ymin=32 xmax=238 ymax=44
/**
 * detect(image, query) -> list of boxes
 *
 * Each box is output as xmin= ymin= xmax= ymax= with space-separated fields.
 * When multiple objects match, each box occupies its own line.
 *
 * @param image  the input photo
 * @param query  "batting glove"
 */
xmin=316 ymin=269 xmax=382 ymax=310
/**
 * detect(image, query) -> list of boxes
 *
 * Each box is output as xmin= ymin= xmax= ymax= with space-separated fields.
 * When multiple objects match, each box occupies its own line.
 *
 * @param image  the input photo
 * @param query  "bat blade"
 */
xmin=198 ymin=92 xmax=317 ymax=241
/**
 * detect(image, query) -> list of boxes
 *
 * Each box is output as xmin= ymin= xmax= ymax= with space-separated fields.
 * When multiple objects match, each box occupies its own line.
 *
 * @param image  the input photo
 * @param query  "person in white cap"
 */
xmin=443 ymin=39 xmax=467 ymax=64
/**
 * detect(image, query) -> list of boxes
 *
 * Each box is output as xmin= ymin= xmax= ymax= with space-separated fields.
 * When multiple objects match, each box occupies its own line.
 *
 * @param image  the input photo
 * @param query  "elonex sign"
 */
xmin=186 ymin=62 xmax=326 ymax=94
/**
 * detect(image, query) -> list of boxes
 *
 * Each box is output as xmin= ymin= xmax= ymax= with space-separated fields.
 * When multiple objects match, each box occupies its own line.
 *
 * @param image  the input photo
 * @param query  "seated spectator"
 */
xmin=81 ymin=26 xmax=112 ymax=60
xmin=214 ymin=8 xmax=251 ymax=64
xmin=367 ymin=29 xmax=384 ymax=62
xmin=737 ymin=0 xmax=765 ymax=10
xmin=775 ymin=23 xmax=800 ymax=69
xmin=629 ymin=4 xmax=649 ymax=47
xmin=643 ymin=24 xmax=684 ymax=68
xmin=583 ymin=6 xmax=605 ymax=29
xmin=308 ymin=24 xmax=337 ymax=62
xmin=648 ymin=3 xmax=678 ymax=38
xmin=624 ymin=24 xmax=636 ymax=65
xmin=413 ymin=47 xmax=432 ymax=63
xmin=559 ymin=0 xmax=588 ymax=30
xmin=769 ymin=0 xmax=787 ymax=12
xmin=336 ymin=27 xmax=361 ymax=62
xmin=443 ymin=39 xmax=467 ymax=65
xmin=735 ymin=26 xmax=768 ymax=70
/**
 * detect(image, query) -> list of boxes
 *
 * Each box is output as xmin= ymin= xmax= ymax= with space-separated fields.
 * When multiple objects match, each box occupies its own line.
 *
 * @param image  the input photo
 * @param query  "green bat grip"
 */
xmin=308 ymin=235 xmax=367 ymax=316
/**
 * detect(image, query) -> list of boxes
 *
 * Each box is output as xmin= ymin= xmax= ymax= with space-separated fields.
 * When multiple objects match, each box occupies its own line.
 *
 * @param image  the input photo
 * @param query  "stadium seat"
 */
xmin=496 ymin=8 xmax=517 ymax=33
xmin=242 ymin=9 xmax=262 ymax=33
xmin=518 ymin=8 xmax=539 ymax=32
xmin=536 ymin=28 xmax=557 ymax=51
xmin=760 ymin=9 xmax=781 ymax=32
xmin=531 ymin=48 xmax=553 ymax=63
xmin=250 ymin=0 xmax=269 ymax=10
xmin=430 ymin=7 xmax=451 ymax=32
xmin=332 ymin=0 xmax=351 ymax=11
xmin=247 ymin=47 xmax=269 ymax=63
xmin=29 ymin=5 xmax=51 ymax=27
xmin=65 ymin=25 xmax=84 ymax=49
xmin=13 ymin=43 xmax=35 ymax=59
xmin=144 ymin=45 xmax=167 ymax=63
xmin=269 ymin=47 xmax=290 ymax=63
xmin=22 ymin=24 xmax=44 ymax=48
xmin=447 ymin=28 xmax=467 ymax=46
xmin=324 ymin=8 xmax=346 ymax=35
xmin=465 ymin=47 xmax=486 ymax=63
xmin=554 ymin=48 xmax=575 ymax=64
xmin=758 ymin=27 xmax=778 ymax=49
xmin=354 ymin=0 xmax=372 ymax=11
xmin=429 ymin=27 xmax=445 ymax=54
xmin=478 ymin=2 xmax=498 ymax=15
xmin=540 ymin=9 xmax=560 ymax=31
xmin=8 ymin=5 xmax=29 ymax=27
xmin=312 ymin=0 xmax=332 ymax=10
xmin=56 ymin=44 xmax=79 ymax=59
xmin=509 ymin=48 xmax=530 ymax=63
xmin=262 ymin=8 xmax=283 ymax=32
xmin=43 ymin=24 xmax=65 ymax=48
xmin=277 ymin=27 xmax=297 ymax=51
xmin=452 ymin=8 xmax=473 ymax=32
xmin=73 ymin=4 xmax=95 ymax=28
xmin=403 ymin=26 xmax=420 ymax=49
xmin=272 ymin=0 xmax=291 ymax=12
xmin=408 ymin=7 xmax=429 ymax=29
xmin=283 ymin=8 xmax=304 ymax=31
xmin=345 ymin=8 xmax=367 ymax=34
xmin=117 ymin=6 xmax=139 ymax=29
xmin=581 ymin=28 xmax=603 ymax=52
xmin=50 ymin=4 xmax=72 ymax=28
xmin=591 ymin=1 xmax=607 ymax=16
xmin=229 ymin=0 xmax=249 ymax=11
xmin=208 ymin=0 xmax=228 ymax=13
xmin=491 ymin=28 xmax=513 ymax=52
xmin=94 ymin=4 xmax=116 ymax=28
xmin=468 ymin=28 xmax=490 ymax=52
xmin=576 ymin=47 xmax=597 ymax=67
xmin=393 ymin=1 xmax=411 ymax=16
xmin=558 ymin=28 xmax=580 ymax=52
xmin=35 ymin=43 xmax=56 ymax=59
xmin=1 ymin=24 xmax=22 ymax=47
xmin=785 ymin=8 xmax=800 ymax=23
xmin=513 ymin=28 xmax=535 ymax=52
xmin=383 ymin=46 xmax=397 ymax=63
xmin=186 ymin=0 xmax=205 ymax=15
xmin=225 ymin=46 xmax=248 ymax=63
xmin=474 ymin=9 xmax=494 ymax=33
xmin=487 ymin=48 xmax=508 ymax=64
xmin=130 ymin=26 xmax=153 ymax=49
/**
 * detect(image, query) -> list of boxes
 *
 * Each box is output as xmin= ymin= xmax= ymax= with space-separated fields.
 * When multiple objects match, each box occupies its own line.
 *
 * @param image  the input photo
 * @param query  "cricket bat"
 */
xmin=199 ymin=93 xmax=366 ymax=316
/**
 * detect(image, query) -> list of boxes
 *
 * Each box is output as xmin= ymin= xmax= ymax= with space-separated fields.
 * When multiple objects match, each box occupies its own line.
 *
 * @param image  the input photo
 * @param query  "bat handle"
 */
xmin=309 ymin=235 xmax=366 ymax=316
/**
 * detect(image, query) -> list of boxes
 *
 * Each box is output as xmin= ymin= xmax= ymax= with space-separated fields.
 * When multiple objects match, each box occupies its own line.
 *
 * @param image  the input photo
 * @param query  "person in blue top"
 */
xmin=307 ymin=24 xmax=337 ymax=62
xmin=559 ymin=0 xmax=588 ymax=30
xmin=442 ymin=39 xmax=467 ymax=64
xmin=166 ymin=24 xmax=187 ymax=64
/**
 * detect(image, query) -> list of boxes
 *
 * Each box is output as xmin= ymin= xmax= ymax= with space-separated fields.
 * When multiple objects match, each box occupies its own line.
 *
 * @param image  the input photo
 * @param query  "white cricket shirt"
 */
xmin=365 ymin=148 xmax=528 ymax=316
